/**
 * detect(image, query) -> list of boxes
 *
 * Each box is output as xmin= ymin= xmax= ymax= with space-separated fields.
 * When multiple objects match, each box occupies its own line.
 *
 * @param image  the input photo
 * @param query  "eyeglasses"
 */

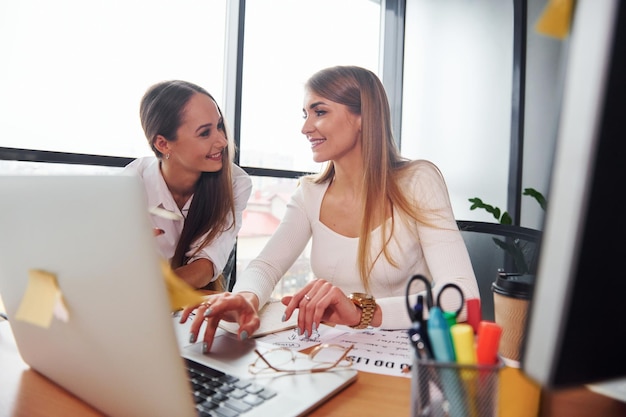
xmin=249 ymin=344 xmax=354 ymax=375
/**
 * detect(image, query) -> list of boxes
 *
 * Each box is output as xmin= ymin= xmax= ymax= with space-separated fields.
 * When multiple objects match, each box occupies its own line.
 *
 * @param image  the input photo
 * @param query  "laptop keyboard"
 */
xmin=185 ymin=358 xmax=278 ymax=417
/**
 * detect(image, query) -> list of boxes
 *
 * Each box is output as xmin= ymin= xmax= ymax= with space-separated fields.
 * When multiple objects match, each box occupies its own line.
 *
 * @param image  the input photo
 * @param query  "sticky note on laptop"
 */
xmin=15 ymin=269 xmax=69 ymax=328
xmin=160 ymin=260 xmax=205 ymax=311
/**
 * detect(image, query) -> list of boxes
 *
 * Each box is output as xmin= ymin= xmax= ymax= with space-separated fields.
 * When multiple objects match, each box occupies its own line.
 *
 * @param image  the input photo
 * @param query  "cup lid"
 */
xmin=491 ymin=272 xmax=534 ymax=299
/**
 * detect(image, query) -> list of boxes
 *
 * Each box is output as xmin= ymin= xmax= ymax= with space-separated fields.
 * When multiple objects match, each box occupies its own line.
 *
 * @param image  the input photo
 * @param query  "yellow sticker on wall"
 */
xmin=15 ymin=270 xmax=69 ymax=328
xmin=535 ymin=0 xmax=575 ymax=39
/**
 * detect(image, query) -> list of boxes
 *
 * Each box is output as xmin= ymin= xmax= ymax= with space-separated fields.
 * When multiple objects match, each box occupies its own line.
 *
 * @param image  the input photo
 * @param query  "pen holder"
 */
xmin=411 ymin=357 xmax=503 ymax=417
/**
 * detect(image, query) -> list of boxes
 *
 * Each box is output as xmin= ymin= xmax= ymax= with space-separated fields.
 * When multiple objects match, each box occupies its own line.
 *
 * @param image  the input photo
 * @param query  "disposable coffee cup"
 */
xmin=492 ymin=272 xmax=534 ymax=363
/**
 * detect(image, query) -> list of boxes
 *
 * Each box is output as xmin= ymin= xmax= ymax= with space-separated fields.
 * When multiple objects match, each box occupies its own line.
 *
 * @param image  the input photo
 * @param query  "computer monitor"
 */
xmin=521 ymin=0 xmax=626 ymax=388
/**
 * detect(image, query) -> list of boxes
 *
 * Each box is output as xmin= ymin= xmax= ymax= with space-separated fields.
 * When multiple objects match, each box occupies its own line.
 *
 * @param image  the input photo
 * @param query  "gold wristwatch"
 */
xmin=348 ymin=293 xmax=376 ymax=329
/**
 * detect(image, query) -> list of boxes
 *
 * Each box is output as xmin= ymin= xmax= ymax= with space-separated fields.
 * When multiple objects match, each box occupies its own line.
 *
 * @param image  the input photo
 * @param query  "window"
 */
xmin=0 ymin=0 xmax=227 ymax=160
xmin=238 ymin=0 xmax=381 ymax=174
xmin=237 ymin=0 xmax=382 ymax=297
xmin=0 ymin=1 xmax=386 ymax=299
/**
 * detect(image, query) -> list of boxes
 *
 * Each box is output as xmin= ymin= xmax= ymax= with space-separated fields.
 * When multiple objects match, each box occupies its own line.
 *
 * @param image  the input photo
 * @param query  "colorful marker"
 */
xmin=476 ymin=321 xmax=502 ymax=365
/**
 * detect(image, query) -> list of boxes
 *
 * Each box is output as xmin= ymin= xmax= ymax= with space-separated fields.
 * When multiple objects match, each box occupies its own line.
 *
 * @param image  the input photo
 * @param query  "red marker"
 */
xmin=465 ymin=298 xmax=481 ymax=334
xmin=476 ymin=321 xmax=502 ymax=365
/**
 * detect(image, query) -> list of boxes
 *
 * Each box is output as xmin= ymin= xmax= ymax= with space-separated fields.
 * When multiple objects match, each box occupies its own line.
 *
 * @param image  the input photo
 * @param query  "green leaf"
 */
xmin=468 ymin=187 xmax=547 ymax=226
xmin=468 ymin=197 xmax=485 ymax=210
xmin=523 ymin=188 xmax=547 ymax=210
xmin=468 ymin=197 xmax=502 ymax=221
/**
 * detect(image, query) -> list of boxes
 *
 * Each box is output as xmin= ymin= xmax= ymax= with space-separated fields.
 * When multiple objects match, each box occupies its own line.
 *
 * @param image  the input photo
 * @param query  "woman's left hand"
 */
xmin=282 ymin=279 xmax=361 ymax=337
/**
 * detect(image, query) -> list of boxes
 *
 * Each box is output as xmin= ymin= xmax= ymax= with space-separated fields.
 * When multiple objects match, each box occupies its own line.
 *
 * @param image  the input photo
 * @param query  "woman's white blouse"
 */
xmin=233 ymin=160 xmax=479 ymax=329
xmin=123 ymin=157 xmax=252 ymax=281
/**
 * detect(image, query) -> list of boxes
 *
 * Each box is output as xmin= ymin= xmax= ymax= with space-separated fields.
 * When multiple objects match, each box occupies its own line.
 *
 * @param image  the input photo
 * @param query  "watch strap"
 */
xmin=349 ymin=293 xmax=376 ymax=329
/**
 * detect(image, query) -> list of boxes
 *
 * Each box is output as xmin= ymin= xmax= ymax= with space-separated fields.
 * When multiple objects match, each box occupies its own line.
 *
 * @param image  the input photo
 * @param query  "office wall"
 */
xmin=401 ymin=0 xmax=565 ymax=230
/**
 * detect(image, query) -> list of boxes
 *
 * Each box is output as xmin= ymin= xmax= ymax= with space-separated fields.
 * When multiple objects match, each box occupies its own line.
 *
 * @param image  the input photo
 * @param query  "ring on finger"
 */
xmin=304 ymin=294 xmax=311 ymax=301
xmin=201 ymin=302 xmax=213 ymax=318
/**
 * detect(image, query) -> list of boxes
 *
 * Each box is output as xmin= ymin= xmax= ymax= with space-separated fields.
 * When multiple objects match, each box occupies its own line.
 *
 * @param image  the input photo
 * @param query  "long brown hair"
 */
xmin=140 ymin=80 xmax=235 ymax=290
xmin=304 ymin=66 xmax=432 ymax=292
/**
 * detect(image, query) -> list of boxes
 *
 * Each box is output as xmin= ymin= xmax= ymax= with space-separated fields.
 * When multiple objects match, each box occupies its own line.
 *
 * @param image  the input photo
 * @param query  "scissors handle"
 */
xmin=436 ymin=282 xmax=465 ymax=319
xmin=405 ymin=275 xmax=435 ymax=358
xmin=405 ymin=274 xmax=433 ymax=320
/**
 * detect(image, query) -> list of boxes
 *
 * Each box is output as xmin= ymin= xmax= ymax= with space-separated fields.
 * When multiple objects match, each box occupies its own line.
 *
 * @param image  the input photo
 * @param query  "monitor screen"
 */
xmin=521 ymin=0 xmax=626 ymax=388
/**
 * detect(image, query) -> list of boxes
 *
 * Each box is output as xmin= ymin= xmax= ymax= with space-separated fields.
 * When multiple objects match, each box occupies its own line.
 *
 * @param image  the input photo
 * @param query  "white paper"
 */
xmin=325 ymin=327 xmax=413 ymax=378
xmin=257 ymin=324 xmax=413 ymax=378
xmin=219 ymin=300 xmax=298 ymax=337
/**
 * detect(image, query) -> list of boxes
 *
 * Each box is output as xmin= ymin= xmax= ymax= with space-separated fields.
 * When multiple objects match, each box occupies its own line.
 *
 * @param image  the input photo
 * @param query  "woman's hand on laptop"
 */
xmin=179 ymin=292 xmax=261 ymax=353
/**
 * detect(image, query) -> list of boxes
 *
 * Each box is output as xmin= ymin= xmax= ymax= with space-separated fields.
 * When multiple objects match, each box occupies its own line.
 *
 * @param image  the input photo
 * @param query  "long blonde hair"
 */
xmin=304 ymin=66 xmax=431 ymax=292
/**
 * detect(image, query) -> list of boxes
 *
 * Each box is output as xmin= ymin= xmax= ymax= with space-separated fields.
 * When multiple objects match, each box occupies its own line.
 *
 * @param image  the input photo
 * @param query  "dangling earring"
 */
xmin=165 ymin=153 xmax=170 ymax=160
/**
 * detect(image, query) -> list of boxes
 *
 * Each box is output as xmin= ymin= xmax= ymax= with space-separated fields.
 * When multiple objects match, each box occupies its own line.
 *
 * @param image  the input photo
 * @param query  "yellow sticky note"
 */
xmin=535 ymin=0 xmax=574 ymax=39
xmin=160 ymin=260 xmax=205 ymax=311
xmin=498 ymin=366 xmax=541 ymax=417
xmin=15 ymin=270 xmax=69 ymax=328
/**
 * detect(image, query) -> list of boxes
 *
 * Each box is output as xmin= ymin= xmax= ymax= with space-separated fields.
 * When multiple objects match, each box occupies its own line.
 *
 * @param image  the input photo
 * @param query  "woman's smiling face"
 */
xmin=168 ymin=92 xmax=228 ymax=173
xmin=301 ymin=91 xmax=361 ymax=164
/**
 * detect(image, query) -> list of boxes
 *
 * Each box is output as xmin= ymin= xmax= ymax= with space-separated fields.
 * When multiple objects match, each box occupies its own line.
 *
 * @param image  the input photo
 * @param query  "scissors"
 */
xmin=405 ymin=274 xmax=465 ymax=358
xmin=405 ymin=274 xmax=465 ymax=322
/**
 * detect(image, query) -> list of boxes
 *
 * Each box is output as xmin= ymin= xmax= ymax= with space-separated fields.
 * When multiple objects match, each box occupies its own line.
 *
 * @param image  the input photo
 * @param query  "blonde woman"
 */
xmin=182 ymin=67 xmax=478 ymax=352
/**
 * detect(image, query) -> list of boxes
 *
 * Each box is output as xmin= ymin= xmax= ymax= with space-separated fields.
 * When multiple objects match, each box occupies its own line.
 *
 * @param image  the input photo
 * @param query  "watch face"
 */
xmin=351 ymin=292 xmax=372 ymax=300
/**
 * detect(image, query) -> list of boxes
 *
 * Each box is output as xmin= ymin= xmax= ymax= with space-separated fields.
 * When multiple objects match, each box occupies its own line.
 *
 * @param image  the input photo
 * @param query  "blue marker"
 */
xmin=427 ymin=306 xmax=466 ymax=417
xmin=427 ymin=306 xmax=456 ymax=362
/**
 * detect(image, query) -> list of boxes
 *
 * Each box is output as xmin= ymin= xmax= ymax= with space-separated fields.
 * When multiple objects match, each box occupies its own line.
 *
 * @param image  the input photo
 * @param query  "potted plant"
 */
xmin=467 ymin=188 xmax=546 ymax=274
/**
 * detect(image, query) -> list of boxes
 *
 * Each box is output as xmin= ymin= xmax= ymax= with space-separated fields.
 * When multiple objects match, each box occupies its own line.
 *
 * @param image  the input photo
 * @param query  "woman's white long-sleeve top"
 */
xmin=123 ymin=157 xmax=252 ymax=281
xmin=233 ymin=160 xmax=479 ymax=329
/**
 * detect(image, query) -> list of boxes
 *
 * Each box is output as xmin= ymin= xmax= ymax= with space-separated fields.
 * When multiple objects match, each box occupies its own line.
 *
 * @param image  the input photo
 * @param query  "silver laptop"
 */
xmin=0 ymin=175 xmax=356 ymax=417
